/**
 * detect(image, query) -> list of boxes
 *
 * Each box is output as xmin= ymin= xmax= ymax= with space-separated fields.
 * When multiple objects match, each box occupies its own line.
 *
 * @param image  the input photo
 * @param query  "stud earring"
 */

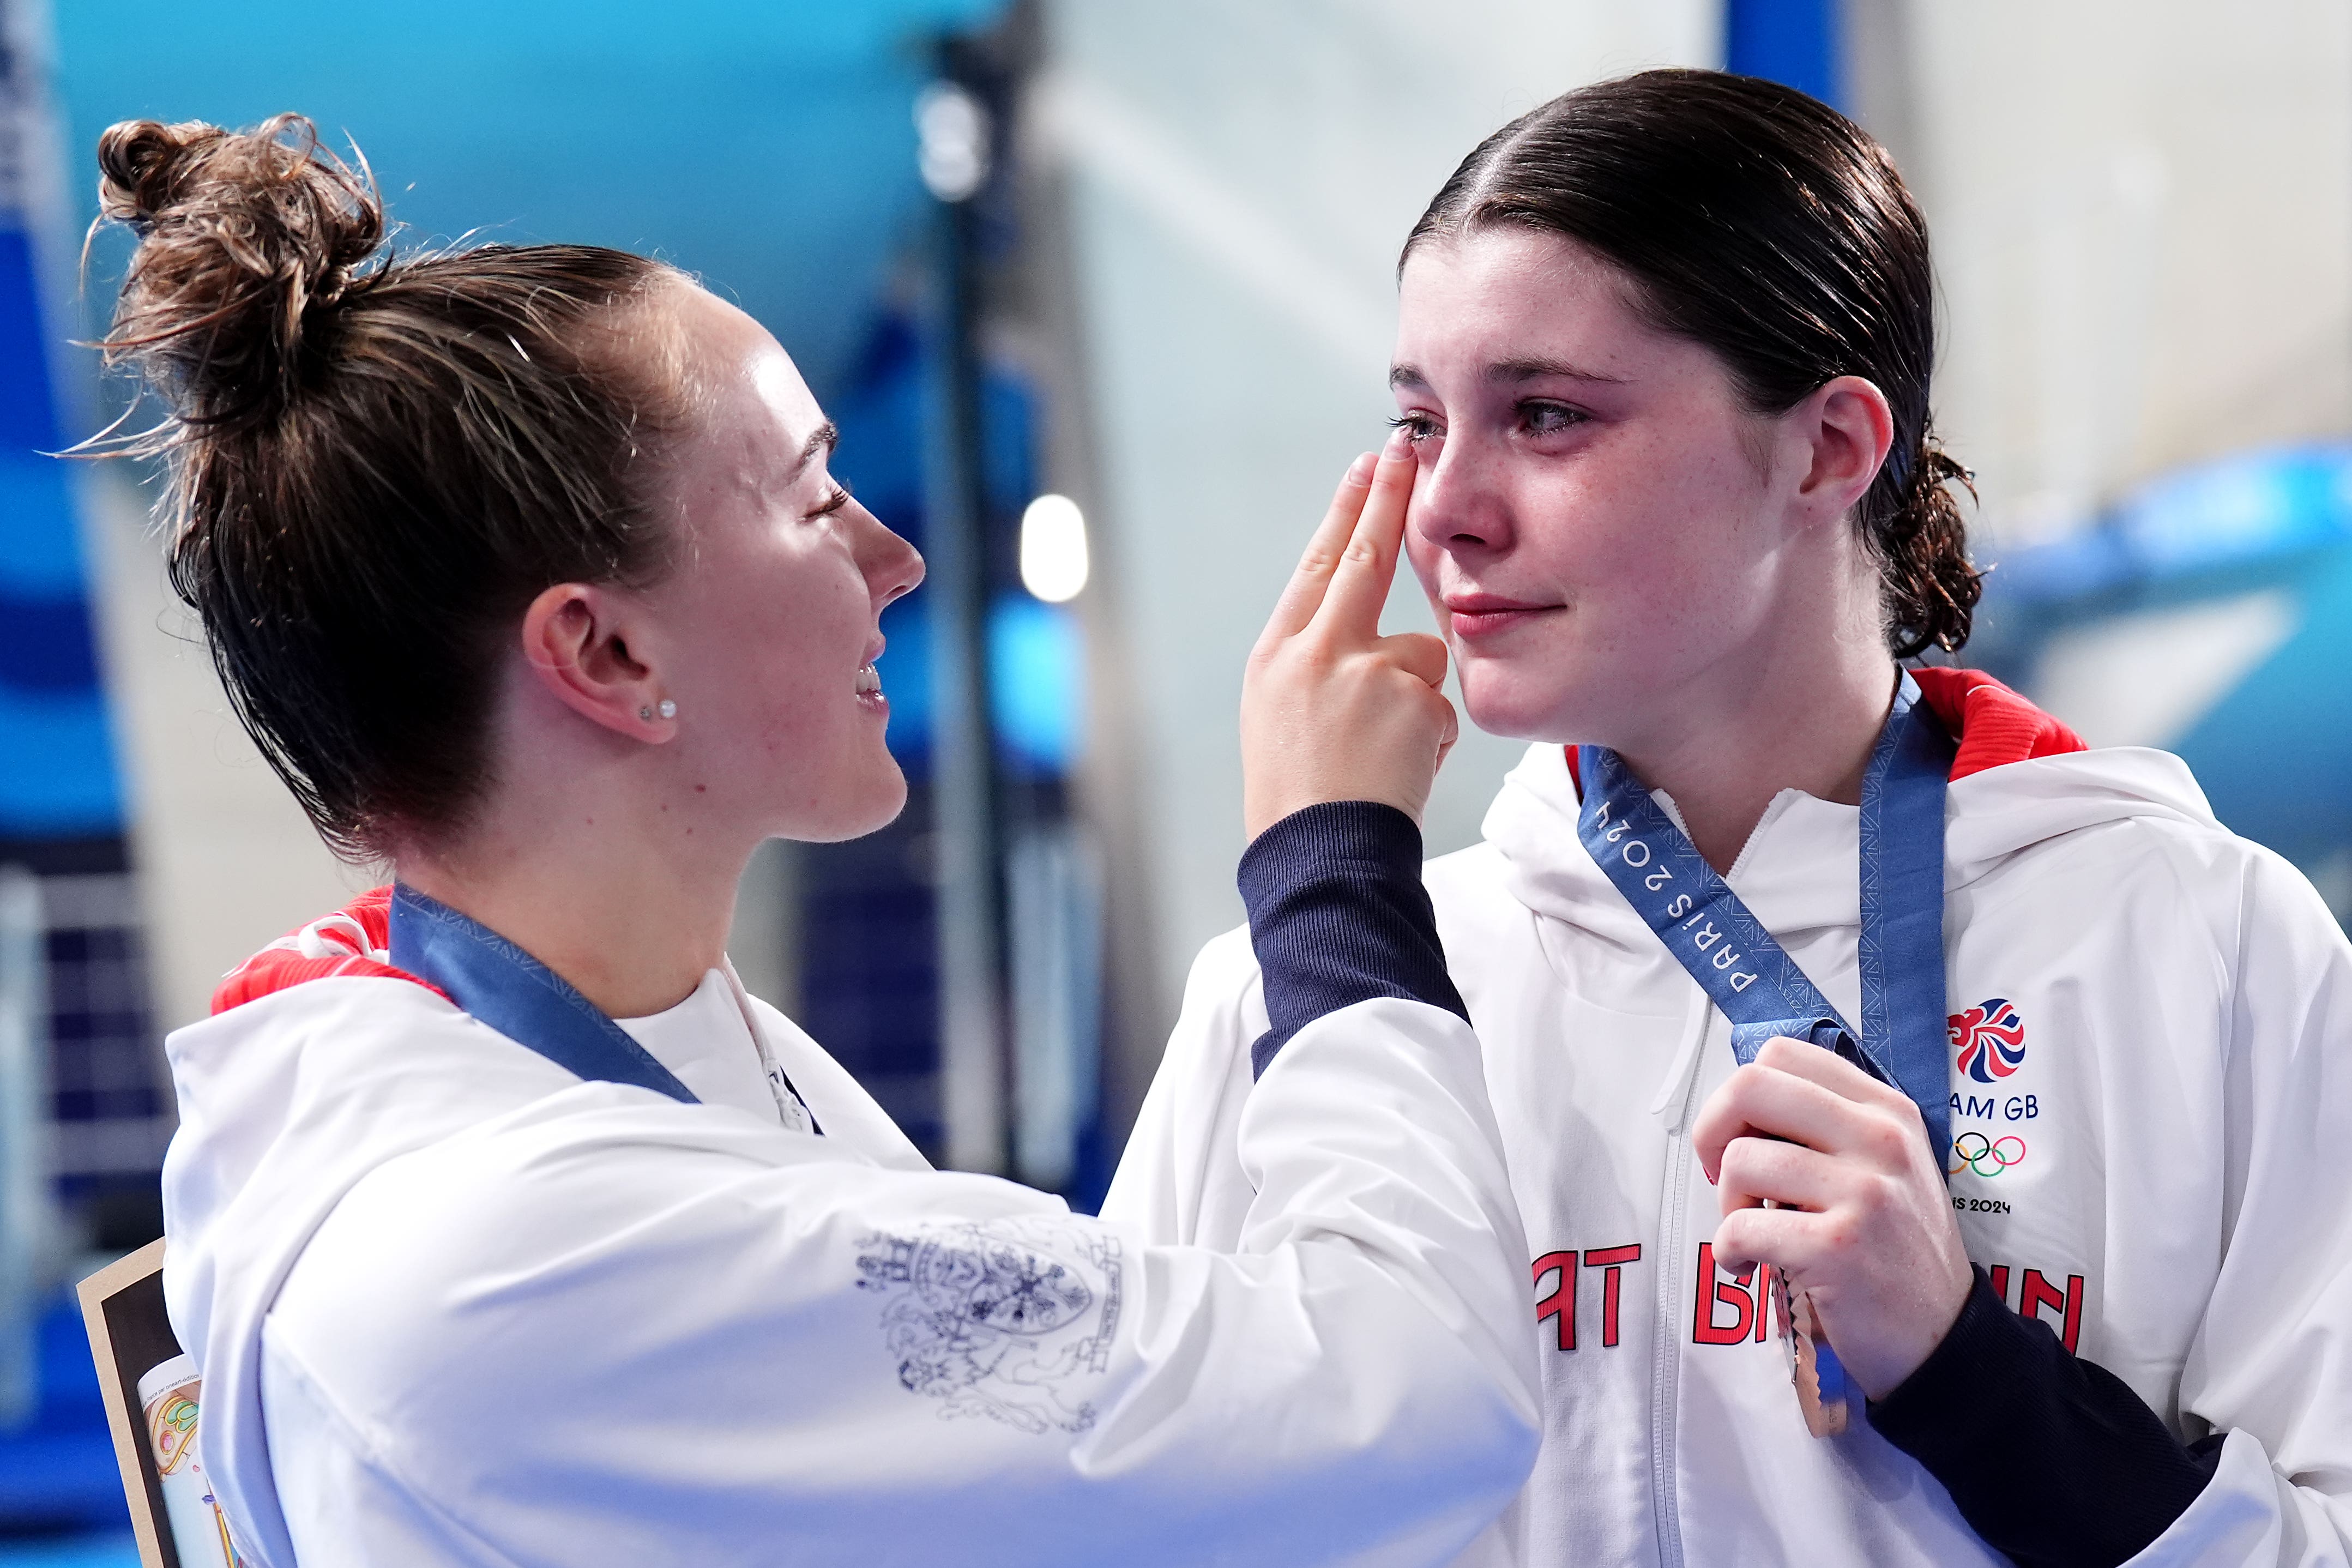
xmin=638 ymin=705 xmax=652 ymax=721
xmin=658 ymin=699 xmax=677 ymax=720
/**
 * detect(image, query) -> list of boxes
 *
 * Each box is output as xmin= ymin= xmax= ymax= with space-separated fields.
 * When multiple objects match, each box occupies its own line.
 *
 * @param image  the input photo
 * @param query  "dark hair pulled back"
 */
xmin=91 ymin=114 xmax=685 ymax=859
xmin=1406 ymin=69 xmax=1980 ymax=658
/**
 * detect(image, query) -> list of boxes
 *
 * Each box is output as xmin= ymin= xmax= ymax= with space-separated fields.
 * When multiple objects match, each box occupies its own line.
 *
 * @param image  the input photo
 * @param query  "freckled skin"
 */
xmin=639 ymin=289 xmax=925 ymax=843
xmin=399 ymin=304 xmax=925 ymax=1026
xmin=1394 ymin=230 xmax=1795 ymax=752
xmin=1398 ymin=231 xmax=1974 ymax=1395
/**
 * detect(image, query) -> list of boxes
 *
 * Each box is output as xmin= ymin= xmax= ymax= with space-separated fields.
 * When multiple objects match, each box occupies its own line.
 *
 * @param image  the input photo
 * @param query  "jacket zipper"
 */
xmin=1648 ymin=995 xmax=1711 ymax=1568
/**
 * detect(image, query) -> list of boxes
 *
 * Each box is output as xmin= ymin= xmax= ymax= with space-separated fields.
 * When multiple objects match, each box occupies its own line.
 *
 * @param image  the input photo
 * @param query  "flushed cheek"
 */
xmin=1403 ymin=532 xmax=1445 ymax=604
xmin=682 ymin=587 xmax=833 ymax=713
xmin=1544 ymin=479 xmax=1725 ymax=615
xmin=707 ymin=551 xmax=855 ymax=660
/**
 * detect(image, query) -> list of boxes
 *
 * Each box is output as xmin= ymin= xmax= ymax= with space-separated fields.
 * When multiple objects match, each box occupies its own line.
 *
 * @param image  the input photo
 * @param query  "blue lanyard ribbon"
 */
xmin=1575 ymin=673 xmax=1955 ymax=1170
xmin=389 ymin=884 xmax=702 ymax=1106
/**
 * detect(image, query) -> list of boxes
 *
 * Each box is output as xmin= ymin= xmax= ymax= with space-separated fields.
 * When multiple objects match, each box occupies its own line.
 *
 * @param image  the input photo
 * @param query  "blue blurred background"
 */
xmin=5 ymin=0 xmax=2349 ymax=1552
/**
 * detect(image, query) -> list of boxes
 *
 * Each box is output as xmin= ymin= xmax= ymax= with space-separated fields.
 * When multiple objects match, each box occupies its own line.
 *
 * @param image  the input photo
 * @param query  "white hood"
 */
xmin=165 ymin=927 xmax=1543 ymax=1568
xmin=160 ymin=976 xmax=581 ymax=1568
xmin=1118 ymin=722 xmax=2352 ymax=1568
xmin=1479 ymin=739 xmax=2226 ymax=950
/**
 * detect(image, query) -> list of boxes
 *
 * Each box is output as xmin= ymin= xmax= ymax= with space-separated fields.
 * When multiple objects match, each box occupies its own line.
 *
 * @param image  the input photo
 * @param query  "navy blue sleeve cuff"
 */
xmin=1238 ymin=801 xmax=1469 ymax=1079
xmin=1868 ymin=1267 xmax=2221 ymax=1567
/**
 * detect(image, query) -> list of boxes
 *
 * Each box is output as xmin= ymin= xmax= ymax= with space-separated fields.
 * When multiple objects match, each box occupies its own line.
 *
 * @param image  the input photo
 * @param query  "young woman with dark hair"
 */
xmin=1113 ymin=69 xmax=2352 ymax=1567
xmin=99 ymin=116 xmax=1541 ymax=1567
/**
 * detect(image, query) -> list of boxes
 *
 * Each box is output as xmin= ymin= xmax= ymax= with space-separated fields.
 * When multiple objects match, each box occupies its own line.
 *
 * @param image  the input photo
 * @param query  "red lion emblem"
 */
xmin=1949 ymin=998 xmax=2027 ymax=1083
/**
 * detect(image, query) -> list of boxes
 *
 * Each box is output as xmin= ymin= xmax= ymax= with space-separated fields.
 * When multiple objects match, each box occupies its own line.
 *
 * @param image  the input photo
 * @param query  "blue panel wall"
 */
xmin=2171 ymin=545 xmax=2352 ymax=861
xmin=54 ymin=0 xmax=1009 ymax=401
xmin=1724 ymin=0 xmax=1846 ymax=110
xmin=1974 ymin=444 xmax=2352 ymax=877
xmin=0 ymin=222 xmax=122 ymax=837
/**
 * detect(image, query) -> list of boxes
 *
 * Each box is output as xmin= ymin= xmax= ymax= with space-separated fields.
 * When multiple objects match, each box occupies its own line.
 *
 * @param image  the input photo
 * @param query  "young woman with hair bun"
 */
xmin=1114 ymin=69 xmax=2352 ymax=1567
xmin=99 ymin=115 xmax=1545 ymax=1567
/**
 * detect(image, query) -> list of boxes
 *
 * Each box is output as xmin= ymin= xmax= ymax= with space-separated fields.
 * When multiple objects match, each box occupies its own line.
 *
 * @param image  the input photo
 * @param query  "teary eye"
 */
xmin=1519 ymin=401 xmax=1587 ymax=436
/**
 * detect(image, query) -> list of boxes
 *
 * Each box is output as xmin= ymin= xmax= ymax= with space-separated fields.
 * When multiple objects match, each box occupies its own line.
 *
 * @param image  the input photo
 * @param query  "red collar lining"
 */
xmin=212 ymin=885 xmax=447 ymax=1014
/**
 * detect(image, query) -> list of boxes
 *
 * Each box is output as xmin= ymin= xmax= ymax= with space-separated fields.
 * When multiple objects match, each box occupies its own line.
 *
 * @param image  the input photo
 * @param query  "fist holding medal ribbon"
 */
xmin=1577 ymin=672 xmax=1970 ymax=1432
xmin=1694 ymin=1034 xmax=1975 ymax=1409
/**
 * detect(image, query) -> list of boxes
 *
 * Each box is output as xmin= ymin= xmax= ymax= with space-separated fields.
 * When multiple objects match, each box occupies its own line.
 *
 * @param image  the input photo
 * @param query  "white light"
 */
xmin=1020 ymin=494 xmax=1089 ymax=604
xmin=915 ymin=83 xmax=990 ymax=203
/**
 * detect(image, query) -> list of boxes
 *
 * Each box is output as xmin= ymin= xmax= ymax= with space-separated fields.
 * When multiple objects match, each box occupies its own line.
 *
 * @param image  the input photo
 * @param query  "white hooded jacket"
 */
xmin=1107 ymin=717 xmax=2352 ymax=1567
xmin=160 ymin=890 xmax=1539 ymax=1568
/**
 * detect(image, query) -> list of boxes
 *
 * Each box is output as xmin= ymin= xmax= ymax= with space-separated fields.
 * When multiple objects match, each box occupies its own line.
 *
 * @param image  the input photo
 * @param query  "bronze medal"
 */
xmin=1774 ymin=1273 xmax=1849 ymax=1438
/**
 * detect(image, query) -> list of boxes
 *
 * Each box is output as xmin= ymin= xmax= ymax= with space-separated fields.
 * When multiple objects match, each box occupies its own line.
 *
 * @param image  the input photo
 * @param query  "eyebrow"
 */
xmin=1488 ymin=355 xmax=1627 ymax=385
xmin=788 ymin=420 xmax=841 ymax=483
xmin=1388 ymin=358 xmax=1627 ymax=388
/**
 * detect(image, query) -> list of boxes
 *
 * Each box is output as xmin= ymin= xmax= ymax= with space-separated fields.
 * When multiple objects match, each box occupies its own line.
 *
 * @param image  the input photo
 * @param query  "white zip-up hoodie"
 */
xmin=160 ymin=886 xmax=1539 ymax=1568
xmin=1108 ymin=704 xmax=2352 ymax=1566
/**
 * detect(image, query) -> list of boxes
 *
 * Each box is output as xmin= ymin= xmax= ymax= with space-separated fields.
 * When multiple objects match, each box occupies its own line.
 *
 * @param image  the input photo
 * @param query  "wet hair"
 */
xmin=1406 ymin=69 xmax=1980 ymax=658
xmin=89 ymin=114 xmax=686 ymax=859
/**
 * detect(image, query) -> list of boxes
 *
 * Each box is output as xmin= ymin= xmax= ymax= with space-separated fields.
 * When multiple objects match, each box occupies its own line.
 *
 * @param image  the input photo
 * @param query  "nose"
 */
xmin=854 ymin=502 xmax=925 ymax=609
xmin=1409 ymin=431 xmax=1513 ymax=558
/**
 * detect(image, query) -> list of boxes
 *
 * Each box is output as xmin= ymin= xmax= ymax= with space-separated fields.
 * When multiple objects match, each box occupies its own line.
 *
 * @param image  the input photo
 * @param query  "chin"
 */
xmin=793 ymin=760 xmax=910 ymax=845
xmin=1460 ymin=676 xmax=1580 ymax=746
xmin=847 ymin=767 xmax=912 ymax=839
xmin=1458 ymin=639 xmax=1631 ymax=746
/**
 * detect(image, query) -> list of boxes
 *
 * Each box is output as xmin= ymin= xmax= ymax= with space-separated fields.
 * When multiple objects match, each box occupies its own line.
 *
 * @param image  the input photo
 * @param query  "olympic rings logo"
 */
xmin=1949 ymin=1131 xmax=2026 ymax=1178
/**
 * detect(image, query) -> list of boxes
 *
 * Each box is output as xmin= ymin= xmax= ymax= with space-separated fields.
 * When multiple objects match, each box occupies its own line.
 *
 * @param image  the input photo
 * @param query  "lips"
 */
xmin=1444 ymin=593 xmax=1560 ymax=642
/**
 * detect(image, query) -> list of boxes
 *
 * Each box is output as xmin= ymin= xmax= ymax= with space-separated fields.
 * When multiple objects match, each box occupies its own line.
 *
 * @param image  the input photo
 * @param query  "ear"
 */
xmin=518 ymin=582 xmax=676 ymax=743
xmin=1791 ymin=375 xmax=1896 ymax=527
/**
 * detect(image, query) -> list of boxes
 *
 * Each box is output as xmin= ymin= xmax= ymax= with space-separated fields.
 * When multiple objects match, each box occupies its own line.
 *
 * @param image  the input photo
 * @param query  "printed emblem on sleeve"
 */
xmin=1949 ymin=998 xmax=2027 ymax=1082
xmin=855 ymin=1216 xmax=1123 ymax=1435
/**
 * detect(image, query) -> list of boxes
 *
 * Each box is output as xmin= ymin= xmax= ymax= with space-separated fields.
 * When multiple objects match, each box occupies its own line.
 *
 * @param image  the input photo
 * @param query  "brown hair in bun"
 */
xmin=97 ymin=115 xmax=384 ymax=424
xmin=90 ymin=116 xmax=688 ymax=860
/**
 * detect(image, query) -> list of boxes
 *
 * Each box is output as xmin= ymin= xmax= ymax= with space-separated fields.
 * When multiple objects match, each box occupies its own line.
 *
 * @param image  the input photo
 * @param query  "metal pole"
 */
xmin=919 ymin=67 xmax=1009 ymax=1174
xmin=0 ymin=0 xmax=59 ymax=1427
xmin=0 ymin=867 xmax=51 ymax=1427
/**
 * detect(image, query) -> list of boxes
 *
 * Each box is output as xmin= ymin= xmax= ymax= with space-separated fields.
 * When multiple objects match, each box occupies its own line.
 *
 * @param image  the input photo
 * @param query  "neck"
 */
xmin=395 ymin=755 xmax=749 ymax=1022
xmin=1611 ymin=617 xmax=1897 ymax=877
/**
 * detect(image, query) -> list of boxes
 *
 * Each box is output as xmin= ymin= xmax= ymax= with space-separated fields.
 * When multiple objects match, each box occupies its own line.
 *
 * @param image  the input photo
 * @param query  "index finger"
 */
xmin=1690 ymin=1045 xmax=1888 ymax=1180
xmin=1751 ymin=1033 xmax=1914 ymax=1112
xmin=1259 ymin=449 xmax=1379 ymax=645
xmin=1314 ymin=426 xmax=1418 ymax=639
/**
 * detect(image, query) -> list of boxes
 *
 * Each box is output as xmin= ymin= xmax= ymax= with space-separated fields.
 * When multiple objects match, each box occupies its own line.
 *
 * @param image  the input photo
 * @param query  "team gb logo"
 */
xmin=1949 ymin=998 xmax=2027 ymax=1082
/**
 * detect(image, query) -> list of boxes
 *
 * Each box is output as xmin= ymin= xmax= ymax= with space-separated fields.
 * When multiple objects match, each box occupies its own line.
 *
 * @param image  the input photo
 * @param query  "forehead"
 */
xmin=746 ymin=339 xmax=823 ymax=439
xmin=673 ymin=285 xmax=828 ymax=461
xmin=1393 ymin=228 xmax=1661 ymax=381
